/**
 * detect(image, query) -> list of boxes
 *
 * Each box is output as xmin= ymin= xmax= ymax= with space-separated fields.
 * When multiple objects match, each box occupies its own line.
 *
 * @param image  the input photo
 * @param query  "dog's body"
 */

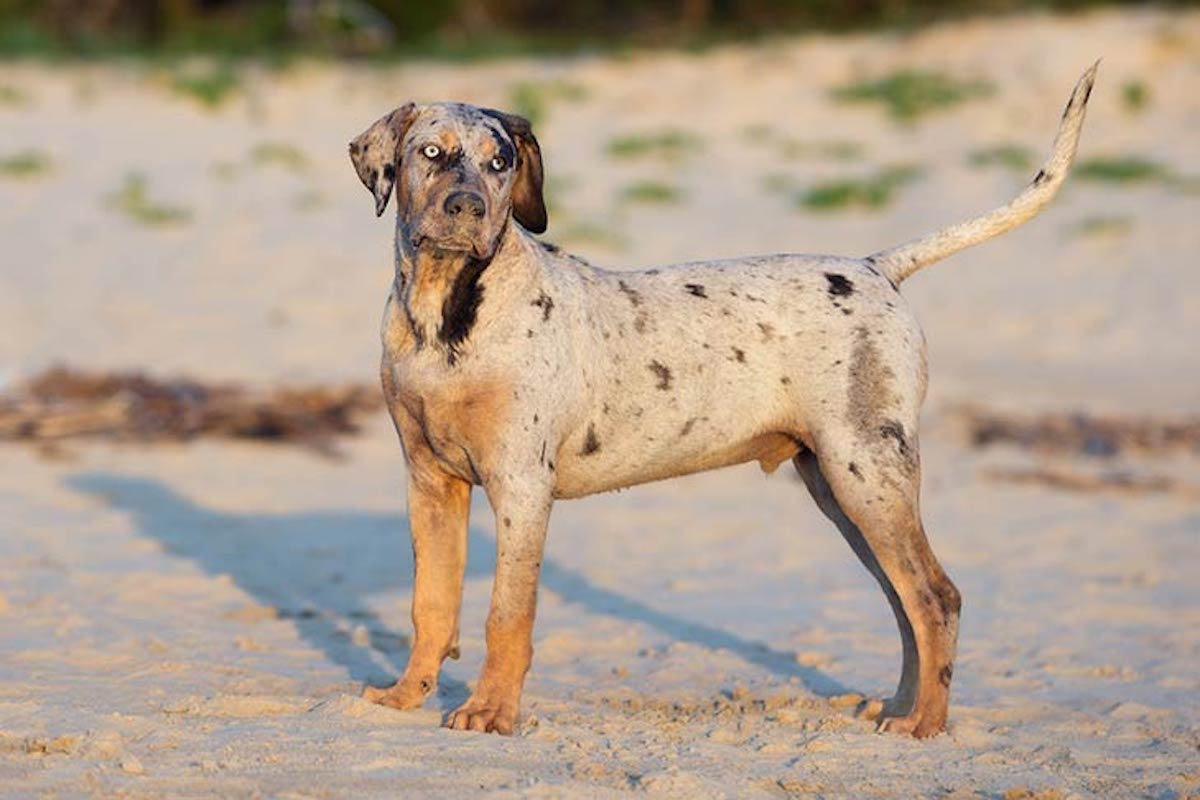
xmin=351 ymin=65 xmax=1097 ymax=737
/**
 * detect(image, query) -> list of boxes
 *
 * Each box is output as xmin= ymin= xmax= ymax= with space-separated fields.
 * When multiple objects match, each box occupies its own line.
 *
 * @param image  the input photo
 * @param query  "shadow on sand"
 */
xmin=65 ymin=472 xmax=848 ymax=705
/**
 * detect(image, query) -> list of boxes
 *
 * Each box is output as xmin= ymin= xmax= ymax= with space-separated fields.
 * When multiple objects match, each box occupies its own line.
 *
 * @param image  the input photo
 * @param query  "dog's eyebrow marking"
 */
xmin=531 ymin=292 xmax=554 ymax=321
xmin=825 ymin=273 xmax=855 ymax=297
xmin=684 ymin=283 xmax=707 ymax=298
xmin=647 ymin=360 xmax=672 ymax=390
xmin=580 ymin=423 xmax=601 ymax=456
xmin=618 ymin=280 xmax=643 ymax=307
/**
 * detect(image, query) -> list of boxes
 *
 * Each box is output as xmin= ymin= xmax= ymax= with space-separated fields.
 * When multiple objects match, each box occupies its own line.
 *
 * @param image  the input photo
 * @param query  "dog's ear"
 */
xmin=348 ymin=103 xmax=417 ymax=217
xmin=482 ymin=109 xmax=547 ymax=234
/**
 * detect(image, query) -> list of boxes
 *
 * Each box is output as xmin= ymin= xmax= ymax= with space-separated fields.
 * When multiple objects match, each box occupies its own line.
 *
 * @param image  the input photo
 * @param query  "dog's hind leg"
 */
xmin=794 ymin=437 xmax=960 ymax=738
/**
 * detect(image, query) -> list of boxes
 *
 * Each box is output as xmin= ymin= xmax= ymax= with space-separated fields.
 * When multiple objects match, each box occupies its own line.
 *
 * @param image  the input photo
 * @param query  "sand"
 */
xmin=1 ymin=7 xmax=1198 ymax=798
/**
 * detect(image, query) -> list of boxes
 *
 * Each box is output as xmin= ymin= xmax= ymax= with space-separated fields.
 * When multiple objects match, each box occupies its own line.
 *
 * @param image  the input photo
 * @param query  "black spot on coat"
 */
xmin=618 ymin=280 xmax=642 ymax=307
xmin=878 ymin=419 xmax=912 ymax=461
xmin=648 ymin=360 xmax=672 ymax=390
xmin=684 ymin=283 xmax=708 ymax=298
xmin=581 ymin=423 xmax=601 ymax=455
xmin=531 ymin=291 xmax=554 ymax=321
xmin=825 ymin=273 xmax=855 ymax=297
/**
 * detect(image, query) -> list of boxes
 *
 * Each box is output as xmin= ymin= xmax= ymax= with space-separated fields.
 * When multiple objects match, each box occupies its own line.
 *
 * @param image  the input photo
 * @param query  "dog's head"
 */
xmin=349 ymin=102 xmax=546 ymax=260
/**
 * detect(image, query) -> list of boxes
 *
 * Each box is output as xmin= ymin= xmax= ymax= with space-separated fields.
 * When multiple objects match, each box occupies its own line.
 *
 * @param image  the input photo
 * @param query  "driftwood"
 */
xmin=0 ymin=366 xmax=383 ymax=454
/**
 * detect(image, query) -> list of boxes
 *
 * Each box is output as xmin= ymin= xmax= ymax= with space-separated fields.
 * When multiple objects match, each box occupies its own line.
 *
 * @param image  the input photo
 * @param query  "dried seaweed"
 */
xmin=0 ymin=367 xmax=382 ymax=455
xmin=982 ymin=466 xmax=1196 ymax=498
xmin=958 ymin=407 xmax=1200 ymax=458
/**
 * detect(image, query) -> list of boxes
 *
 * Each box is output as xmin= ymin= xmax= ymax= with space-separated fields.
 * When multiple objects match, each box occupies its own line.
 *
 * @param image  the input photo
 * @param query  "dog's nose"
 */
xmin=444 ymin=191 xmax=485 ymax=219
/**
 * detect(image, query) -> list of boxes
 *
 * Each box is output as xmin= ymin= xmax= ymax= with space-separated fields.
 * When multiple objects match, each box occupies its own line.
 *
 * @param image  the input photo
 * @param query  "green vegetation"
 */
xmin=170 ymin=62 xmax=240 ymax=108
xmin=1121 ymin=80 xmax=1150 ymax=113
xmin=621 ymin=180 xmax=683 ymax=204
xmin=1070 ymin=215 xmax=1134 ymax=237
xmin=1075 ymin=156 xmax=1170 ymax=184
xmin=742 ymin=125 xmax=863 ymax=161
xmin=797 ymin=165 xmax=921 ymax=211
xmin=607 ymin=129 xmax=700 ymax=161
xmin=0 ymin=83 xmax=27 ymax=105
xmin=249 ymin=142 xmax=308 ymax=171
xmin=209 ymin=161 xmax=239 ymax=181
xmin=968 ymin=143 xmax=1035 ymax=172
xmin=832 ymin=70 xmax=994 ymax=121
xmin=106 ymin=174 xmax=190 ymax=226
xmin=0 ymin=149 xmax=51 ymax=178
xmin=509 ymin=79 xmax=587 ymax=127
xmin=740 ymin=123 xmax=773 ymax=143
xmin=778 ymin=138 xmax=864 ymax=161
xmin=557 ymin=221 xmax=627 ymax=251
xmin=0 ymin=2 xmax=1173 ymax=62
xmin=293 ymin=190 xmax=325 ymax=211
xmin=762 ymin=172 xmax=795 ymax=194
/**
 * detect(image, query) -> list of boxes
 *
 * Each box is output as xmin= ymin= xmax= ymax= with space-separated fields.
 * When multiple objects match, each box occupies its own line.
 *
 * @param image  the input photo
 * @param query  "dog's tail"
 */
xmin=865 ymin=62 xmax=1099 ymax=286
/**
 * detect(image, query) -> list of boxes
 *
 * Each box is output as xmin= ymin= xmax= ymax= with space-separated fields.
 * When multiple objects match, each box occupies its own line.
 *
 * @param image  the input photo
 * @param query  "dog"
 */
xmin=349 ymin=64 xmax=1097 ymax=736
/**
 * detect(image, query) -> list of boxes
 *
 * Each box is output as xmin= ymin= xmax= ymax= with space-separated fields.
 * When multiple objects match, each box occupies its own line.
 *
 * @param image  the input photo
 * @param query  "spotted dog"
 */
xmin=349 ymin=65 xmax=1098 ymax=737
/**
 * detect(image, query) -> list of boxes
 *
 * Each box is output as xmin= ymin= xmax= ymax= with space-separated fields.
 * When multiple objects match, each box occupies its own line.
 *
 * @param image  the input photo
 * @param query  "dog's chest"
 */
xmin=386 ymin=356 xmax=510 ymax=482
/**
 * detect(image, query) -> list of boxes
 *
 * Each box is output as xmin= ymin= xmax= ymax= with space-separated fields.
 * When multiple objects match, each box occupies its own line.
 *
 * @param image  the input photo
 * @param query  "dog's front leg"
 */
xmin=364 ymin=467 xmax=471 ymax=710
xmin=445 ymin=477 xmax=552 ymax=735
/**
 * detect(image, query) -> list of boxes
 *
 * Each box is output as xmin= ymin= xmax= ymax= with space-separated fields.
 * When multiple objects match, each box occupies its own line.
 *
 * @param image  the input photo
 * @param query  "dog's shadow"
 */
xmin=65 ymin=472 xmax=848 ymax=706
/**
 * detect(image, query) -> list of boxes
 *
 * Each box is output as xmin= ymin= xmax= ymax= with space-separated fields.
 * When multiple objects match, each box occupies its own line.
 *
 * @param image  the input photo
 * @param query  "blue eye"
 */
xmin=422 ymin=144 xmax=441 ymax=159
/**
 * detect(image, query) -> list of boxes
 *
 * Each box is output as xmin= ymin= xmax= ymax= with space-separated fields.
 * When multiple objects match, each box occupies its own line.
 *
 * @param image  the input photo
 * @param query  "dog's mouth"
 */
xmin=409 ymin=233 xmax=491 ymax=260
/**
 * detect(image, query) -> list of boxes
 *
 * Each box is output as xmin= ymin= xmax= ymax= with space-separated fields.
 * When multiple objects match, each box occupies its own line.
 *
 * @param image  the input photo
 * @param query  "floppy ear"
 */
xmin=348 ymin=103 xmax=417 ymax=217
xmin=481 ymin=109 xmax=547 ymax=234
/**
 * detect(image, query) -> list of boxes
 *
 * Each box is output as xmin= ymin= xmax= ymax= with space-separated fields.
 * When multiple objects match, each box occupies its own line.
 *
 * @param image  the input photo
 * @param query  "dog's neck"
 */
xmin=393 ymin=221 xmax=524 ymax=364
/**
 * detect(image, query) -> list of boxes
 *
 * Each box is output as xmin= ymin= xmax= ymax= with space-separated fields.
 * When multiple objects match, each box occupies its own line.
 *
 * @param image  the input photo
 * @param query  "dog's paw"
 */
xmin=444 ymin=693 xmax=518 ymax=735
xmin=876 ymin=708 xmax=947 ymax=738
xmin=362 ymin=675 xmax=435 ymax=710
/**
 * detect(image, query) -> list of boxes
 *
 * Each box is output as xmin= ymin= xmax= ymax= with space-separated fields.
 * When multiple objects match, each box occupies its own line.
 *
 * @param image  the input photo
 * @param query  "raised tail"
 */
xmin=866 ymin=62 xmax=1099 ymax=285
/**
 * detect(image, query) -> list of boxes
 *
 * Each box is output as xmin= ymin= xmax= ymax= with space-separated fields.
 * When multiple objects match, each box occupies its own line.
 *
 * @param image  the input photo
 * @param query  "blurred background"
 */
xmin=2 ymin=0 xmax=1197 ymax=412
xmin=0 ymin=0 xmax=1186 ymax=58
xmin=1 ymin=3 xmax=1198 ymax=796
